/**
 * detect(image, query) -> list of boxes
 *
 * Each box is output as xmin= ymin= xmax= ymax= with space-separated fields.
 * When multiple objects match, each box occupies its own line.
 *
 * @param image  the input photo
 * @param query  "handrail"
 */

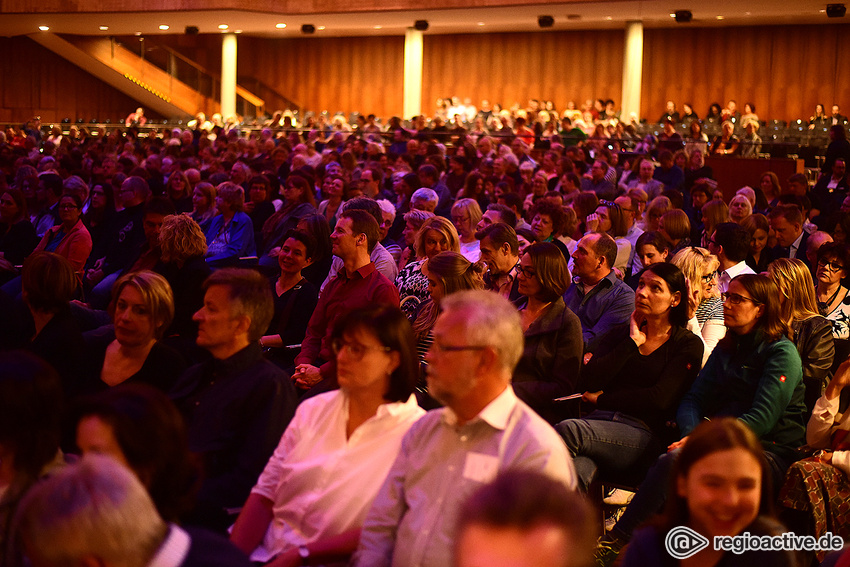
xmin=149 ymin=42 xmax=265 ymax=109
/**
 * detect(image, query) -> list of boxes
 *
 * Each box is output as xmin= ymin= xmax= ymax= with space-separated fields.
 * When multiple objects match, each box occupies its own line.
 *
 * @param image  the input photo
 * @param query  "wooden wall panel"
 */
xmin=0 ymin=37 xmax=156 ymax=125
xmin=236 ymin=36 xmax=405 ymax=118
xmin=422 ymin=31 xmax=624 ymax=116
xmin=640 ymin=24 xmax=850 ymax=124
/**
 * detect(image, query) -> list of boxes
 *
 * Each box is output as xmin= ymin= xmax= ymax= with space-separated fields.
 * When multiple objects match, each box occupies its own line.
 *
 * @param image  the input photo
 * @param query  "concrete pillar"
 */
xmin=621 ymin=21 xmax=643 ymax=123
xmin=403 ymin=28 xmax=423 ymax=120
xmin=221 ymin=33 xmax=237 ymax=119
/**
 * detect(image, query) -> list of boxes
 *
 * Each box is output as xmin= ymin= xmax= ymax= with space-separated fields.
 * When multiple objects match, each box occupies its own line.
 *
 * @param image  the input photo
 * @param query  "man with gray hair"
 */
xmin=410 ymin=187 xmax=438 ymax=212
xmin=352 ymin=290 xmax=576 ymax=567
xmin=15 ymin=455 xmax=252 ymax=566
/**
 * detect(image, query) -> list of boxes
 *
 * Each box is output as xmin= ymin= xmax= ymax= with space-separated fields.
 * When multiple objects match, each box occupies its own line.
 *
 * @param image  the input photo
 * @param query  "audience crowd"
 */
xmin=3 ymin=98 xmax=850 ymax=567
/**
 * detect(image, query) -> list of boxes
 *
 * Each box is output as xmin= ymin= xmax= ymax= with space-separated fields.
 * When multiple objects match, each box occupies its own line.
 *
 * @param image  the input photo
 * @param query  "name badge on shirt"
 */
xmin=463 ymin=453 xmax=499 ymax=483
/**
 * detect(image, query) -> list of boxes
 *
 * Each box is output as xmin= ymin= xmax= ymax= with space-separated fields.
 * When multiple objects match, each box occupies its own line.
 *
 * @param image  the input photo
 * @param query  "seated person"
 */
xmin=621 ymin=419 xmax=796 ymax=567
xmin=513 ymin=242 xmax=582 ymax=424
xmin=780 ymin=360 xmax=850 ymax=563
xmin=477 ymin=222 xmax=522 ymax=301
xmin=17 ymin=251 xmax=87 ymax=397
xmin=396 ymin=216 xmax=460 ymax=320
xmin=260 ymin=230 xmax=319 ymax=369
xmin=170 ymin=268 xmax=298 ymax=531
xmin=84 ymin=176 xmax=151 ymax=309
xmin=204 ymin=182 xmax=256 ymax=268
xmin=597 ymin=274 xmax=807 ymax=566
xmin=73 ymin=383 xmax=200 ymax=522
xmin=293 ymin=210 xmax=399 ymax=395
xmin=670 ymin=246 xmax=725 ymax=367
xmin=0 ymin=351 xmax=64 ymax=562
xmin=455 ymin=470 xmax=597 ymax=567
xmin=557 ymin=263 xmax=702 ymax=491
xmin=15 ymin=455 xmax=252 ymax=567
xmin=230 ymin=306 xmax=425 ymax=566
xmin=564 ymin=232 xmax=635 ymax=352
xmin=80 ymin=271 xmax=187 ymax=396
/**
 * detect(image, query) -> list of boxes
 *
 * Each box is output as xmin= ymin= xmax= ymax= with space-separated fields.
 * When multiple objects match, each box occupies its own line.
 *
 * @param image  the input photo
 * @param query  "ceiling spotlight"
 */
xmin=234 ymin=30 xmax=242 ymax=33
xmin=477 ymin=22 xmax=485 ymax=26
xmin=373 ymin=25 xmax=382 ymax=29
xmin=275 ymin=23 xmax=286 ymax=28
xmin=606 ymin=16 xmax=613 ymax=20
xmin=538 ymin=15 xmax=555 ymax=28
xmin=302 ymin=24 xmax=316 ymax=33
xmin=218 ymin=24 xmax=229 ymax=29
xmin=159 ymin=24 xmax=169 ymax=30
xmin=38 ymin=25 xmax=50 ymax=31
xmin=827 ymin=4 xmax=847 ymax=17
xmin=99 ymin=25 xmax=109 ymax=31
xmin=715 ymin=15 xmax=724 ymax=20
xmin=317 ymin=26 xmax=326 ymax=30
xmin=414 ymin=20 xmax=429 ymax=31
xmin=674 ymin=10 xmax=693 ymax=23
xmin=134 ymin=31 xmax=142 ymax=36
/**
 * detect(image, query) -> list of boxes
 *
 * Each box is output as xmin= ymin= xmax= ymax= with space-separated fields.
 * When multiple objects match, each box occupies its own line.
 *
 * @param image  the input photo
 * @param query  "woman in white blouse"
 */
xmin=230 ymin=305 xmax=425 ymax=566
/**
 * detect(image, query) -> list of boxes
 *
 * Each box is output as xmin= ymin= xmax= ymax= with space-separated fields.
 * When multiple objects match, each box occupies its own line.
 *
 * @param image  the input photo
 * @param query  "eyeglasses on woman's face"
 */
xmin=721 ymin=292 xmax=762 ymax=306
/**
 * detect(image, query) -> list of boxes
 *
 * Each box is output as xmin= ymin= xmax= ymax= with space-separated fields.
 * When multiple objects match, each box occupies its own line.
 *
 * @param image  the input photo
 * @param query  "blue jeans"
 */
xmin=555 ymin=411 xmax=660 ymax=492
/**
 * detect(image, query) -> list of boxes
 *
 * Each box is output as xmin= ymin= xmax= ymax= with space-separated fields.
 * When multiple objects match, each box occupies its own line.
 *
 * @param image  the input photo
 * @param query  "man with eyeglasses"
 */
xmin=353 ymin=290 xmax=576 ymax=567
xmin=614 ymin=195 xmax=644 ymax=275
xmin=706 ymin=222 xmax=755 ymax=294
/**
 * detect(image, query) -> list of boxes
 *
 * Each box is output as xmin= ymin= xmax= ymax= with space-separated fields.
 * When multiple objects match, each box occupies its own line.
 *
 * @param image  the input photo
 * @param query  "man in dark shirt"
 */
xmin=171 ymin=268 xmax=297 ymax=531
xmin=294 ymin=209 xmax=399 ymax=394
xmin=580 ymin=161 xmax=616 ymax=201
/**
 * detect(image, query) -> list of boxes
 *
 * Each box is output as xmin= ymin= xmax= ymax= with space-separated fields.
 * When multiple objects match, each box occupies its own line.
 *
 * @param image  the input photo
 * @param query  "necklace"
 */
xmin=818 ymin=285 xmax=843 ymax=315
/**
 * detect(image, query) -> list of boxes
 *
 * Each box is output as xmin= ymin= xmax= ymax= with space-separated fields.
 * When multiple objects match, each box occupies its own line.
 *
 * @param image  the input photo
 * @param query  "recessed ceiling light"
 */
xmin=716 ymin=15 xmax=724 ymax=20
xmin=669 ymin=13 xmax=676 ymax=18
xmin=234 ymin=30 xmax=242 ymax=33
xmin=373 ymin=25 xmax=382 ymax=29
xmin=477 ymin=22 xmax=485 ymax=26
xmin=38 ymin=25 xmax=50 ymax=31
xmin=606 ymin=16 xmax=613 ymax=20
xmin=820 ymin=9 xmax=826 ymax=12
xmin=317 ymin=26 xmax=326 ymax=30
xmin=218 ymin=24 xmax=229 ymax=30
xmin=159 ymin=24 xmax=169 ymax=30
xmin=134 ymin=31 xmax=142 ymax=36
xmin=745 ymin=11 xmax=751 ymax=15
xmin=276 ymin=23 xmax=286 ymax=29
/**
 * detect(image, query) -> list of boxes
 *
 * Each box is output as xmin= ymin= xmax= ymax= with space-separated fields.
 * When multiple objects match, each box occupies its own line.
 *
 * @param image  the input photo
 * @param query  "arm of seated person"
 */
xmin=230 ymin=492 xmax=274 ymax=555
xmin=265 ymin=529 xmax=362 ymax=567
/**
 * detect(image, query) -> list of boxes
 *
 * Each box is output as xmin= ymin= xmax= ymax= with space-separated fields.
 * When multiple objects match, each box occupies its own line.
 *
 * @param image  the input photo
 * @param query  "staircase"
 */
xmin=29 ymin=32 xmax=265 ymax=120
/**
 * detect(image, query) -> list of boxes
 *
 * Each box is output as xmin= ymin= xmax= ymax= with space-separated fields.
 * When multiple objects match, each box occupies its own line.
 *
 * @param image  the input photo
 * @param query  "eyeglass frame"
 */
xmin=721 ymin=292 xmax=762 ymax=306
xmin=817 ymin=258 xmax=845 ymax=272
xmin=331 ymin=338 xmax=392 ymax=360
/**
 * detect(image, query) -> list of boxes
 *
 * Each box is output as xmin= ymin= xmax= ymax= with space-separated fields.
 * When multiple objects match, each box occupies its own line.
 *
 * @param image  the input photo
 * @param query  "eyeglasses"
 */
xmin=721 ymin=292 xmax=762 ymax=306
xmin=516 ymin=265 xmax=537 ymax=278
xmin=59 ymin=204 xmax=79 ymax=210
xmin=817 ymin=259 xmax=845 ymax=272
xmin=430 ymin=342 xmax=488 ymax=354
xmin=701 ymin=270 xmax=718 ymax=283
xmin=331 ymin=339 xmax=391 ymax=360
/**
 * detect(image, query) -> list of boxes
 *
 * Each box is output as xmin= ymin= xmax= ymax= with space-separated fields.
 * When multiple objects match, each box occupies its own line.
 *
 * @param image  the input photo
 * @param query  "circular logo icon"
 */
xmin=665 ymin=526 xmax=710 ymax=559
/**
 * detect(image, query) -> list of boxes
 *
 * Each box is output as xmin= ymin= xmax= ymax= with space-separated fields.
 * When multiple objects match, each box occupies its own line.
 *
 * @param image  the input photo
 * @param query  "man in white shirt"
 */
xmin=352 ymin=291 xmax=576 ymax=567
xmin=707 ymin=222 xmax=755 ymax=294
xmin=615 ymin=194 xmax=644 ymax=275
